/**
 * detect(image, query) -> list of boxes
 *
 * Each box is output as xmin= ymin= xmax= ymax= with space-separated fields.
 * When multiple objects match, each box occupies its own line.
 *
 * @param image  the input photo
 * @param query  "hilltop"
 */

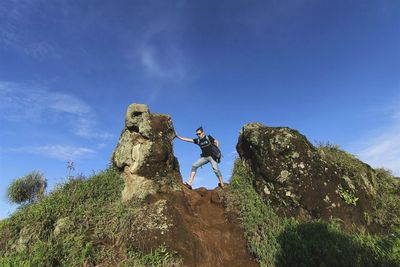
xmin=0 ymin=104 xmax=399 ymax=266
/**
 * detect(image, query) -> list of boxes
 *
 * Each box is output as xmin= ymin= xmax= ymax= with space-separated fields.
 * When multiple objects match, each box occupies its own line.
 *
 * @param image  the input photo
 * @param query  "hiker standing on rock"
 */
xmin=175 ymin=127 xmax=224 ymax=189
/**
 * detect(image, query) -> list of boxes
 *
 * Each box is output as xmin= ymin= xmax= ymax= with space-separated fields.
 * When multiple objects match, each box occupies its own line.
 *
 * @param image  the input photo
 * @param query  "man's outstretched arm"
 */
xmin=175 ymin=135 xmax=194 ymax=143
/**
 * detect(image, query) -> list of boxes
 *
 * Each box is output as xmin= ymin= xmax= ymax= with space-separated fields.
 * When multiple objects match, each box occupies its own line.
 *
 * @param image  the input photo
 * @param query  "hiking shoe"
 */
xmin=184 ymin=182 xmax=192 ymax=190
xmin=218 ymin=182 xmax=225 ymax=189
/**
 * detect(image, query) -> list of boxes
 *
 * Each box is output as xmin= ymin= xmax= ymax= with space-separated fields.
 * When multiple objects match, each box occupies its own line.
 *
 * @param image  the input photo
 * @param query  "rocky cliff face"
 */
xmin=237 ymin=122 xmax=379 ymax=231
xmin=112 ymin=104 xmax=182 ymax=201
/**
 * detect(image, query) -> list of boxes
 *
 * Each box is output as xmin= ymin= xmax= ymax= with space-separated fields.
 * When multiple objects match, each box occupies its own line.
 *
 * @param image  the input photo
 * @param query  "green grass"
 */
xmin=0 ymin=167 xmax=181 ymax=266
xmin=371 ymin=168 xmax=400 ymax=233
xmin=317 ymin=142 xmax=375 ymax=187
xmin=226 ymin=159 xmax=290 ymax=266
xmin=123 ymin=245 xmax=182 ymax=267
xmin=227 ymin=158 xmax=400 ymax=267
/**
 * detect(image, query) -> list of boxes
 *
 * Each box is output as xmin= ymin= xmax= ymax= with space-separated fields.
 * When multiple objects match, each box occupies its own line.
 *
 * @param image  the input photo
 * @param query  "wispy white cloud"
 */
xmin=74 ymin=117 xmax=113 ymax=139
xmin=132 ymin=4 xmax=190 ymax=83
xmin=0 ymin=81 xmax=112 ymax=139
xmin=356 ymin=99 xmax=400 ymax=176
xmin=96 ymin=143 xmax=107 ymax=149
xmin=138 ymin=42 xmax=186 ymax=81
xmin=0 ymin=0 xmax=61 ymax=60
xmin=0 ymin=0 xmax=28 ymax=46
xmin=357 ymin=128 xmax=400 ymax=176
xmin=3 ymin=145 xmax=95 ymax=161
xmin=23 ymin=42 xmax=60 ymax=60
xmin=132 ymin=15 xmax=193 ymax=105
xmin=0 ymin=21 xmax=18 ymax=47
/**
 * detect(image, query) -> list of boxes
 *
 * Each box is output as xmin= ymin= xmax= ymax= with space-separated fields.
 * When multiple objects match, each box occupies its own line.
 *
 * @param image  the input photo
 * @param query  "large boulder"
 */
xmin=237 ymin=123 xmax=379 ymax=231
xmin=112 ymin=103 xmax=182 ymax=201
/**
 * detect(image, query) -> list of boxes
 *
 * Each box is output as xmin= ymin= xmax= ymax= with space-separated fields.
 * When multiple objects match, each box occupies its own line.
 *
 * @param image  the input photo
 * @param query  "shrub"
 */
xmin=7 ymin=171 xmax=47 ymax=204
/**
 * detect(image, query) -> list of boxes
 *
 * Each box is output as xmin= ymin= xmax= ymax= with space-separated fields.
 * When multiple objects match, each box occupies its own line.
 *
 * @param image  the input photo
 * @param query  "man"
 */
xmin=175 ymin=127 xmax=224 ymax=189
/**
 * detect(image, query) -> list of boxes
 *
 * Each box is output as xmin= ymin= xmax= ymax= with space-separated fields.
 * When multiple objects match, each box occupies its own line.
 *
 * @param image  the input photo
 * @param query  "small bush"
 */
xmin=7 ymin=171 xmax=47 ymax=204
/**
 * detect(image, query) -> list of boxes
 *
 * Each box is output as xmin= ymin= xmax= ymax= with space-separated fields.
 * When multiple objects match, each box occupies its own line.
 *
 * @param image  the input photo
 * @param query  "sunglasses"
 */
xmin=196 ymin=132 xmax=202 ymax=136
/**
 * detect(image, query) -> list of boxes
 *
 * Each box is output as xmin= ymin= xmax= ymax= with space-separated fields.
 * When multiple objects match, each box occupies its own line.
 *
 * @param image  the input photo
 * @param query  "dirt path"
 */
xmin=179 ymin=187 xmax=259 ymax=267
xmin=146 ymin=185 xmax=258 ymax=267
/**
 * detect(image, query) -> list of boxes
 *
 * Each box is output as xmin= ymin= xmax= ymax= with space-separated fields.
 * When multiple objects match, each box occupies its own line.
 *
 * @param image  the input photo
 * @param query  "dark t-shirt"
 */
xmin=193 ymin=135 xmax=215 ymax=157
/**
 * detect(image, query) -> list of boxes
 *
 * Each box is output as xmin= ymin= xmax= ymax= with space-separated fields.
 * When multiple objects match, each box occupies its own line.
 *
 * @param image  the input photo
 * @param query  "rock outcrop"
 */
xmin=237 ymin=123 xmax=379 ymax=231
xmin=111 ymin=104 xmax=258 ymax=266
xmin=112 ymin=103 xmax=182 ymax=201
xmin=3 ymin=103 xmax=398 ymax=266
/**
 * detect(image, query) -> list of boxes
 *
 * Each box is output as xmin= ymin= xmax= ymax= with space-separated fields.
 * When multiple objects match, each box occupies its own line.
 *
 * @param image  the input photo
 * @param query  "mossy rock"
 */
xmin=237 ymin=123 xmax=396 ymax=233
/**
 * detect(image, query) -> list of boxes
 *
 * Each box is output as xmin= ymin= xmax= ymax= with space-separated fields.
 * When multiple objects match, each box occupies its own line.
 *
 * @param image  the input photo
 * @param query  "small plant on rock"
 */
xmin=336 ymin=184 xmax=358 ymax=206
xmin=7 ymin=171 xmax=47 ymax=205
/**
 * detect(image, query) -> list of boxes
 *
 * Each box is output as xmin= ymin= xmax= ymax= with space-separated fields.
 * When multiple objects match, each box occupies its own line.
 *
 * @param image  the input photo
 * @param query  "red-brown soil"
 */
xmin=145 ymin=185 xmax=259 ymax=267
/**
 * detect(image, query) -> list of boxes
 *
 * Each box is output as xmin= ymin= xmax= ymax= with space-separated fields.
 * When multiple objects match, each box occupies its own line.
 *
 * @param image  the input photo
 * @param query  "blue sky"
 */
xmin=1 ymin=0 xmax=399 ymax=219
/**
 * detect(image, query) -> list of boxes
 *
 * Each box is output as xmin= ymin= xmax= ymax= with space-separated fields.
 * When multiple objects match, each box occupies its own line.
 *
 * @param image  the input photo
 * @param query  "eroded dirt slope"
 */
xmin=145 ymin=185 xmax=259 ymax=267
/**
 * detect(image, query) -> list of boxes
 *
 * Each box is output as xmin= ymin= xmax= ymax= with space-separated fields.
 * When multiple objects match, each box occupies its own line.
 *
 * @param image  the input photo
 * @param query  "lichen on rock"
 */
xmin=236 ymin=122 xmax=382 ymax=232
xmin=112 ymin=103 xmax=182 ymax=201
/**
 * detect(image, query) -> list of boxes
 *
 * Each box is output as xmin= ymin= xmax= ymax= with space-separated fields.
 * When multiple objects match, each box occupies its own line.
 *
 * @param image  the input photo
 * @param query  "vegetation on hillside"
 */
xmin=1 ymin=142 xmax=399 ymax=266
xmin=317 ymin=143 xmax=400 ymax=233
xmin=226 ymin=157 xmax=400 ymax=267
xmin=0 ymin=167 xmax=181 ymax=267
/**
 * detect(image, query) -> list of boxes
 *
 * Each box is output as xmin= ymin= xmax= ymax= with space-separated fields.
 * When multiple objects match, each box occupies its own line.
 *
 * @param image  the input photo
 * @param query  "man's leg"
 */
xmin=208 ymin=157 xmax=224 ymax=188
xmin=187 ymin=157 xmax=208 ymax=186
